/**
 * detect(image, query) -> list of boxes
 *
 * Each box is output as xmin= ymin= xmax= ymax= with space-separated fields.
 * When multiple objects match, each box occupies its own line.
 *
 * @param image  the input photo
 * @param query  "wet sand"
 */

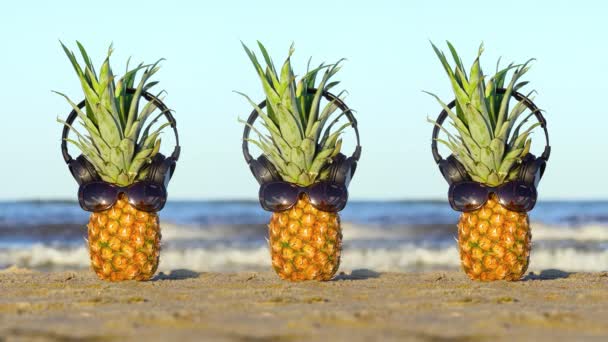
xmin=1 ymin=267 xmax=608 ymax=341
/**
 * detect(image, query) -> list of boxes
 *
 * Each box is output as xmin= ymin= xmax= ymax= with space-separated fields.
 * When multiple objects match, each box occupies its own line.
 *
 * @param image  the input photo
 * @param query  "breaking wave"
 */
xmin=2 ymin=222 xmax=608 ymax=272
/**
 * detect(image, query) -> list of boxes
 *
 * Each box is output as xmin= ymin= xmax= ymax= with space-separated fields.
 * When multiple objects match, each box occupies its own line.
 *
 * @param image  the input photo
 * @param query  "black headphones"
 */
xmin=242 ymin=89 xmax=362 ymax=186
xmin=432 ymin=88 xmax=550 ymax=186
xmin=61 ymin=89 xmax=181 ymax=186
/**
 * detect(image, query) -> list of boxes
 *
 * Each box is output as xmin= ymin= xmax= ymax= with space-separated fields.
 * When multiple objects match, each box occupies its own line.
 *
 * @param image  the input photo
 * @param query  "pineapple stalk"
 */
xmin=240 ymin=42 xmax=350 ymax=281
xmin=428 ymin=42 xmax=538 ymax=281
xmin=57 ymin=42 xmax=167 ymax=281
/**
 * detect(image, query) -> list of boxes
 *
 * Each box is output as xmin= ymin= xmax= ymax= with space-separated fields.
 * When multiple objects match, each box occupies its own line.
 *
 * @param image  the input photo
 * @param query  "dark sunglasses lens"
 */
xmin=450 ymin=182 xmax=488 ymax=212
xmin=260 ymin=182 xmax=299 ymax=211
xmin=80 ymin=183 xmax=118 ymax=212
xmin=497 ymin=182 xmax=536 ymax=212
xmin=308 ymin=182 xmax=348 ymax=212
xmin=128 ymin=182 xmax=166 ymax=212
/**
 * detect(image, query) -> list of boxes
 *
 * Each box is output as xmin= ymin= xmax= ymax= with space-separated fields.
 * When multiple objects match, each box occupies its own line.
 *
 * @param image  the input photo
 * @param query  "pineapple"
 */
xmin=240 ymin=42 xmax=350 ymax=281
xmin=87 ymin=195 xmax=160 ymax=281
xmin=268 ymin=197 xmax=342 ymax=281
xmin=458 ymin=194 xmax=530 ymax=281
xmin=428 ymin=42 xmax=539 ymax=281
xmin=56 ymin=42 xmax=166 ymax=281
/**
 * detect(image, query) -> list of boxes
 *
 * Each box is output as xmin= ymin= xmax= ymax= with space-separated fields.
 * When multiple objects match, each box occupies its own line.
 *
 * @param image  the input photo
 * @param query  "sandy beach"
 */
xmin=0 ymin=267 xmax=607 ymax=341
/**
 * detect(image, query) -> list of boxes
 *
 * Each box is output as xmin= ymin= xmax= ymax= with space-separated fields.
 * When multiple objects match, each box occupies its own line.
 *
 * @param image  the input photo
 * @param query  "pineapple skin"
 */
xmin=87 ymin=195 xmax=161 ymax=281
xmin=268 ymin=196 xmax=342 ymax=281
xmin=458 ymin=194 xmax=531 ymax=281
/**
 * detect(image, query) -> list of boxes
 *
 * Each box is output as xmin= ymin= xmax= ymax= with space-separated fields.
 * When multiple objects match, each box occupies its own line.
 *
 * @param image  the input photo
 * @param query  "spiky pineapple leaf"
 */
xmin=239 ymin=42 xmax=350 ymax=186
xmin=57 ymin=41 xmax=167 ymax=186
xmin=428 ymin=41 xmax=539 ymax=186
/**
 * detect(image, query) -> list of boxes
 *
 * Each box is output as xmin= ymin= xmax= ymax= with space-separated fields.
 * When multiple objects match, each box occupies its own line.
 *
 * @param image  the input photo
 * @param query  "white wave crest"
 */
xmin=3 ymin=242 xmax=608 ymax=272
xmin=134 ymin=221 xmax=608 ymax=243
xmin=532 ymin=223 xmax=608 ymax=241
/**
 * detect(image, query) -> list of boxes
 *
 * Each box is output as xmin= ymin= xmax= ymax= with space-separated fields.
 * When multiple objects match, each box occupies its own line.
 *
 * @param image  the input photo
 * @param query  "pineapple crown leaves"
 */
xmin=238 ymin=41 xmax=351 ymax=186
xmin=55 ymin=41 xmax=168 ymax=186
xmin=427 ymin=41 xmax=540 ymax=186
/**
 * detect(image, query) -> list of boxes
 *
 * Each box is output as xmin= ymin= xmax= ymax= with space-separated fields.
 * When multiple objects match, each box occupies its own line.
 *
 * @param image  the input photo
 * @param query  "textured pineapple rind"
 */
xmin=268 ymin=196 xmax=342 ymax=281
xmin=87 ymin=195 xmax=161 ymax=281
xmin=457 ymin=195 xmax=531 ymax=281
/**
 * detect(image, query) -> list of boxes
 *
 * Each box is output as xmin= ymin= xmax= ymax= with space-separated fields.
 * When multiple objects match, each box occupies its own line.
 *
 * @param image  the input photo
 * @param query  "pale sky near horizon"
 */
xmin=0 ymin=0 xmax=606 ymax=200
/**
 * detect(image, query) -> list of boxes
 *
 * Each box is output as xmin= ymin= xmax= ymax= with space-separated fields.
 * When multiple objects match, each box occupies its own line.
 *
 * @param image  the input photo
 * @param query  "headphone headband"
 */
xmin=61 ymin=89 xmax=180 ymax=164
xmin=431 ymin=88 xmax=550 ymax=164
xmin=242 ymin=88 xmax=362 ymax=165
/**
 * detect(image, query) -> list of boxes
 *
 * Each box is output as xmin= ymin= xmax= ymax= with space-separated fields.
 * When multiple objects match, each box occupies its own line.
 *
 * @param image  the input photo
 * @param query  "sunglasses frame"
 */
xmin=78 ymin=181 xmax=168 ymax=213
xmin=448 ymin=180 xmax=538 ymax=213
xmin=258 ymin=181 xmax=349 ymax=213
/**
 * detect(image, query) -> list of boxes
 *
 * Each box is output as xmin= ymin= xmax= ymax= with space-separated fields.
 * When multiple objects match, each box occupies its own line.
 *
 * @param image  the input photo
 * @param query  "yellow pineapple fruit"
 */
xmin=269 ymin=195 xmax=342 ymax=281
xmin=241 ymin=42 xmax=352 ymax=281
xmin=88 ymin=195 xmax=161 ymax=281
xmin=458 ymin=194 xmax=531 ymax=281
xmin=57 ymin=42 xmax=168 ymax=281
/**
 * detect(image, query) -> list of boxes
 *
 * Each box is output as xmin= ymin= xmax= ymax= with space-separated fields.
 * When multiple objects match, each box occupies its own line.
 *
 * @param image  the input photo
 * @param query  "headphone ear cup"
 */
xmin=518 ymin=153 xmax=544 ymax=186
xmin=327 ymin=154 xmax=352 ymax=185
xmin=147 ymin=153 xmax=176 ymax=187
xmin=440 ymin=155 xmax=470 ymax=185
xmin=537 ymin=158 xmax=547 ymax=180
xmin=349 ymin=158 xmax=358 ymax=180
xmin=250 ymin=155 xmax=281 ymax=185
xmin=159 ymin=157 xmax=176 ymax=187
xmin=145 ymin=154 xmax=167 ymax=185
xmin=69 ymin=155 xmax=100 ymax=185
xmin=325 ymin=154 xmax=342 ymax=183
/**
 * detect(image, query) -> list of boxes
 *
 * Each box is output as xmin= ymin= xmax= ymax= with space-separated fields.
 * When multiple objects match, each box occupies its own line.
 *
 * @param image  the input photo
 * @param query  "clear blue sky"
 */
xmin=0 ymin=0 xmax=606 ymax=200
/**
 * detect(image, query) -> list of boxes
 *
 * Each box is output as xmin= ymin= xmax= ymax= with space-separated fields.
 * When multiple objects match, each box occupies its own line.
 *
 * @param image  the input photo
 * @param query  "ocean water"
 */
xmin=1 ymin=200 xmax=608 ymax=272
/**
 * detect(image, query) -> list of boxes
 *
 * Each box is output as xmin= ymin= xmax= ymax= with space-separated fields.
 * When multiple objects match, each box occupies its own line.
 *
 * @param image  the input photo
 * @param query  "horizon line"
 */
xmin=1 ymin=197 xmax=607 ymax=203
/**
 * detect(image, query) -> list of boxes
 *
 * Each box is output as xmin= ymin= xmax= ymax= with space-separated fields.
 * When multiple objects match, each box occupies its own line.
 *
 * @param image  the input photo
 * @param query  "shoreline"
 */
xmin=1 ymin=268 xmax=608 ymax=341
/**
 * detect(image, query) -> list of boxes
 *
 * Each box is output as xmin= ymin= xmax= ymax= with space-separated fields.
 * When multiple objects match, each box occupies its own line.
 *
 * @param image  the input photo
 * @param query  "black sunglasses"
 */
xmin=78 ymin=181 xmax=167 ymax=213
xmin=448 ymin=181 xmax=537 ymax=213
xmin=259 ymin=181 xmax=348 ymax=212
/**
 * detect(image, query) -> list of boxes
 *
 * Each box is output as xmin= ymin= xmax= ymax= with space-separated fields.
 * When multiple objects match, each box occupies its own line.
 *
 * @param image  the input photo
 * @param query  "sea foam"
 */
xmin=2 ymin=221 xmax=608 ymax=272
